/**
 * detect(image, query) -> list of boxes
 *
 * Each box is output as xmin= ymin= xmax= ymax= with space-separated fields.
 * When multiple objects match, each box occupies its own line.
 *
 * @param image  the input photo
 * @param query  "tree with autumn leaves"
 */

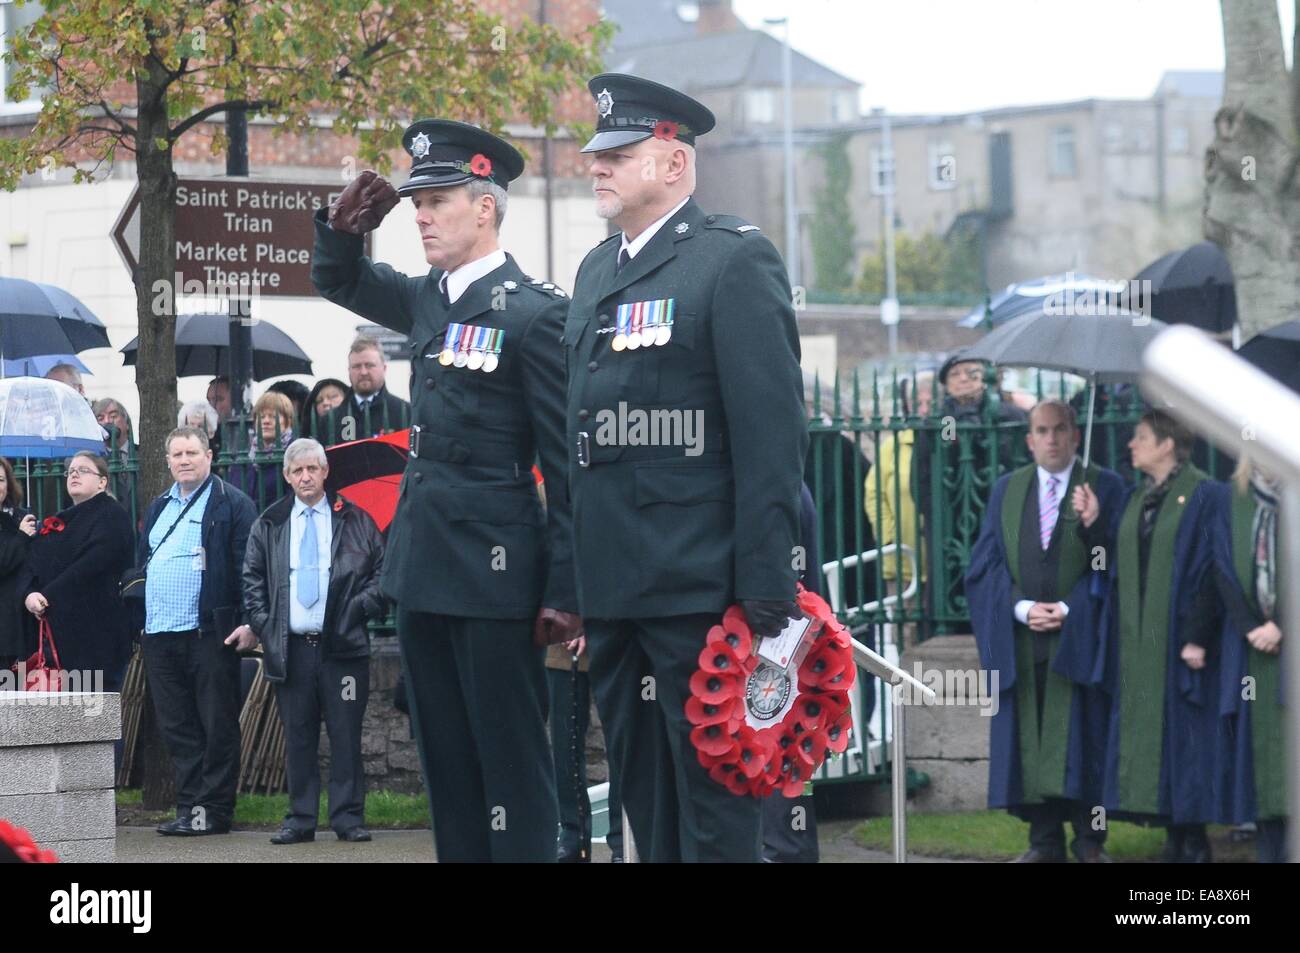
xmin=1 ymin=0 xmax=609 ymax=500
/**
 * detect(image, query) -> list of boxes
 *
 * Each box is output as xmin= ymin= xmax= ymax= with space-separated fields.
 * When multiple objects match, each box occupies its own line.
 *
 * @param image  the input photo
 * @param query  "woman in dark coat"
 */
xmin=0 ymin=455 xmax=37 ymax=668
xmin=18 ymin=452 xmax=134 ymax=691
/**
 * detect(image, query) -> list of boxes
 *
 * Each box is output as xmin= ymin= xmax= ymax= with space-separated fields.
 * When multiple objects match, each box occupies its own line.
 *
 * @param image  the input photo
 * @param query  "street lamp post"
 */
xmin=765 ymin=16 xmax=798 ymax=292
xmin=875 ymin=107 xmax=899 ymax=358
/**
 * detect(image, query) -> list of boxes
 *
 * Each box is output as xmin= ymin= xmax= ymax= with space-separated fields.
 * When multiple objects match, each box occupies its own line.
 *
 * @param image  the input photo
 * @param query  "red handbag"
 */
xmin=14 ymin=618 xmax=65 ymax=692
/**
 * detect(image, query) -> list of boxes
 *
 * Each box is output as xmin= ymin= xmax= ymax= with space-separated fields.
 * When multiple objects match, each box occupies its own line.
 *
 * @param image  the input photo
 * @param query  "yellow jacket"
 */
xmin=864 ymin=428 xmax=926 ymax=583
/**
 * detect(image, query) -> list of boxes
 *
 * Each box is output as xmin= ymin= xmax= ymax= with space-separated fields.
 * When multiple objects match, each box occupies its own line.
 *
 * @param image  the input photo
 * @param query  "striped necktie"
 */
xmin=1040 ymin=475 xmax=1060 ymax=550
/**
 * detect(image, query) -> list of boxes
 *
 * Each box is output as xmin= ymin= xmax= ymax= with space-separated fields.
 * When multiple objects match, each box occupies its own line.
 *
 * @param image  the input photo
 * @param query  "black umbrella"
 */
xmin=962 ymin=310 xmax=1169 ymax=467
xmin=0 ymin=277 xmax=111 ymax=362
xmin=120 ymin=312 xmax=312 ymax=380
xmin=958 ymin=273 xmax=1127 ymax=329
xmin=1236 ymin=321 xmax=1300 ymax=393
xmin=1133 ymin=241 xmax=1236 ymax=333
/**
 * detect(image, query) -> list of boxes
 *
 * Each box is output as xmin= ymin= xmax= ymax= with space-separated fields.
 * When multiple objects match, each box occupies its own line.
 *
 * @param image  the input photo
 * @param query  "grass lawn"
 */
xmin=116 ymin=789 xmax=430 ymax=830
xmin=855 ymin=812 xmax=1251 ymax=862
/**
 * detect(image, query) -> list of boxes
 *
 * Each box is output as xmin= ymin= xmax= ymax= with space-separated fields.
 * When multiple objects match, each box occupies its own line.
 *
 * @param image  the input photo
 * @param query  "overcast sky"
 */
xmin=732 ymin=0 xmax=1294 ymax=114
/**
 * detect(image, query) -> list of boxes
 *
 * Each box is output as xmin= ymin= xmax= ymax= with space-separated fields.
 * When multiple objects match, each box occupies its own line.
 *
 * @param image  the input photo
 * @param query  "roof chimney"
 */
xmin=696 ymin=0 xmax=742 ymax=35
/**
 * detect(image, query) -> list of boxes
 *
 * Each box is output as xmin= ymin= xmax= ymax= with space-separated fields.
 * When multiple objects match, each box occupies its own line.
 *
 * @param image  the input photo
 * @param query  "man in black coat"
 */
xmin=137 ymin=427 xmax=258 ymax=837
xmin=243 ymin=437 xmax=386 ymax=845
xmin=343 ymin=336 xmax=410 ymax=439
xmin=311 ymin=120 xmax=580 ymax=861
xmin=565 ymin=75 xmax=808 ymax=862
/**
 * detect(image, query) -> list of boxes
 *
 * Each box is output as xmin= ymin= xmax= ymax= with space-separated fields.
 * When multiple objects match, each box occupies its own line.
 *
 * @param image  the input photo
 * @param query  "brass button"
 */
xmin=587 ymin=361 xmax=598 ymax=372
xmin=599 ymin=314 xmax=610 ymax=326
xmin=413 ymin=472 xmax=424 ymax=483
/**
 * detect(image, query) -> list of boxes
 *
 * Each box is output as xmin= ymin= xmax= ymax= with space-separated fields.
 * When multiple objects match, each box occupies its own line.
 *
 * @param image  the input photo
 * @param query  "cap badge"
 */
xmin=674 ymin=222 xmax=690 ymax=234
xmin=596 ymin=88 xmax=615 ymax=119
xmin=411 ymin=132 xmax=431 ymax=159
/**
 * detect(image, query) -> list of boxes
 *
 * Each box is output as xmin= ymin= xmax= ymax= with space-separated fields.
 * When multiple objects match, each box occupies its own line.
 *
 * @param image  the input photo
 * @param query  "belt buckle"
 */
xmin=409 ymin=424 xmax=421 ymax=459
xmin=577 ymin=431 xmax=591 ymax=468
xmin=302 ymin=631 xmax=322 ymax=647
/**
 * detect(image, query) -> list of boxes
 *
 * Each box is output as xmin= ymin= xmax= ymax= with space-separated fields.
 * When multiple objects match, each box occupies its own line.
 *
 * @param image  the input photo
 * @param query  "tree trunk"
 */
xmin=134 ymin=55 xmax=179 ymax=812
xmin=1205 ymin=1 xmax=1300 ymax=340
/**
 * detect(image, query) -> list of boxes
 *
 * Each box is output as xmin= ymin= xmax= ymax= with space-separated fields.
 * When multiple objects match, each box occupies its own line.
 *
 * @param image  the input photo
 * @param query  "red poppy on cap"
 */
xmin=653 ymin=120 xmax=679 ymax=141
xmin=469 ymin=153 xmax=493 ymax=177
xmin=689 ymin=669 xmax=740 ymax=704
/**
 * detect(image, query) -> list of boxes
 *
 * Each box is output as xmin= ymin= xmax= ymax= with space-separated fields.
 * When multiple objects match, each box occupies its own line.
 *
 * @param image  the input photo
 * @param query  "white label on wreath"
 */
xmin=744 ymin=663 xmax=798 ymax=729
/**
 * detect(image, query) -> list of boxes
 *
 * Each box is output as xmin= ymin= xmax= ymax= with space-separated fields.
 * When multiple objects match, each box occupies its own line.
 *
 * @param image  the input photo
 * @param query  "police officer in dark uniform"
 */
xmin=310 ymin=120 xmax=581 ymax=862
xmin=564 ymin=75 xmax=809 ymax=863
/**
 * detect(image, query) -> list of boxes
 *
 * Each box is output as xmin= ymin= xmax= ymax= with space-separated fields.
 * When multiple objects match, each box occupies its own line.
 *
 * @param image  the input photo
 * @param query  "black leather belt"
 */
xmin=293 ymin=630 xmax=322 ymax=647
xmin=409 ymin=424 xmax=531 ymax=475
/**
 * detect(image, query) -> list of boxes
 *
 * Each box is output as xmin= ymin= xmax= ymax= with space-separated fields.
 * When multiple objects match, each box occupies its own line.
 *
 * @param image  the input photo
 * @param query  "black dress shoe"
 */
xmin=557 ymin=849 xmax=590 ymax=863
xmin=1075 ymin=845 xmax=1113 ymax=863
xmin=270 ymin=828 xmax=316 ymax=845
xmin=156 ymin=816 xmax=192 ymax=836
xmin=336 ymin=827 xmax=372 ymax=842
xmin=1012 ymin=847 xmax=1066 ymax=863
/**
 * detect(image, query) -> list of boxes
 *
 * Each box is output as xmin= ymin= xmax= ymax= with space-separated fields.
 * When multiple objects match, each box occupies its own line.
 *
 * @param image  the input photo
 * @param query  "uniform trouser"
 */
xmin=275 ymin=637 xmax=369 ymax=834
xmin=397 ymin=608 xmax=557 ymax=862
xmin=1024 ymin=800 xmax=1105 ymax=857
xmin=546 ymin=666 xmax=624 ymax=859
xmin=586 ymin=614 xmax=763 ymax=863
xmin=1257 ymin=818 xmax=1288 ymax=864
xmin=761 ymin=793 xmax=820 ymax=863
xmin=141 ymin=629 xmax=241 ymax=825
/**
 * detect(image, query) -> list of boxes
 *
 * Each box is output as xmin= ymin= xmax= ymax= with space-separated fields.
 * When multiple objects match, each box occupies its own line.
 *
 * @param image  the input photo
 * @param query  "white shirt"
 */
xmin=439 ymin=248 xmax=507 ymax=305
xmin=619 ymin=196 xmax=691 ymax=262
xmin=289 ymin=495 xmax=333 ymax=634
xmin=1013 ymin=460 xmax=1077 ymax=625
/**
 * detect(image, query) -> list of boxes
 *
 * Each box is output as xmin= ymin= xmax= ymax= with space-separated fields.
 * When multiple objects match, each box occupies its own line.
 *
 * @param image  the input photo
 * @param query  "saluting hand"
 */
xmin=1071 ymin=484 xmax=1100 ymax=528
xmin=534 ymin=607 xmax=583 ymax=647
xmin=329 ymin=170 xmax=400 ymax=235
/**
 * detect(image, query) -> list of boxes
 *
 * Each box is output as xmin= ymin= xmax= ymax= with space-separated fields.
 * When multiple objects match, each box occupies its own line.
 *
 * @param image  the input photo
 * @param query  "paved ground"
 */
xmin=115 ymin=818 xmax=964 ymax=863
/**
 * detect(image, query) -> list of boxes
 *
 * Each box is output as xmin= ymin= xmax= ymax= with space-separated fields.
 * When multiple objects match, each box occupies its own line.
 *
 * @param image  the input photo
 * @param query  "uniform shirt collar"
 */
xmin=292 ymin=495 xmax=331 ymax=519
xmin=619 ymin=195 xmax=691 ymax=262
xmin=439 ymin=248 xmax=507 ymax=304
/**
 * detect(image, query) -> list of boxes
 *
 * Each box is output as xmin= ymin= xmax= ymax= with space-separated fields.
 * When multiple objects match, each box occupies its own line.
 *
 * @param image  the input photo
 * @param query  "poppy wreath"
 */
xmin=686 ymin=584 xmax=855 ymax=798
xmin=0 ymin=820 xmax=58 ymax=863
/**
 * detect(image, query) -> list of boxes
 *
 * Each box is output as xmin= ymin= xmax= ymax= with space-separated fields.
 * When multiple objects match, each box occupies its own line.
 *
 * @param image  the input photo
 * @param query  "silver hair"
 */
xmin=466 ymin=179 xmax=508 ymax=230
xmin=177 ymin=399 xmax=218 ymax=436
xmin=282 ymin=437 xmax=329 ymax=473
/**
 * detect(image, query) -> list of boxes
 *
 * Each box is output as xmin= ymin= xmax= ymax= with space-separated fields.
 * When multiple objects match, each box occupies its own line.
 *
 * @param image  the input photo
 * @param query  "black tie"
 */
xmin=617 ymin=248 xmax=630 ymax=272
xmin=439 ymin=281 xmax=451 ymax=309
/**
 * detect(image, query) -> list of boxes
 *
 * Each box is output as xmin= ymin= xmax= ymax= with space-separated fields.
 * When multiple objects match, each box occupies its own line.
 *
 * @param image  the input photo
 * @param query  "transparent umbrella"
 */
xmin=0 ymin=377 xmax=105 ymax=500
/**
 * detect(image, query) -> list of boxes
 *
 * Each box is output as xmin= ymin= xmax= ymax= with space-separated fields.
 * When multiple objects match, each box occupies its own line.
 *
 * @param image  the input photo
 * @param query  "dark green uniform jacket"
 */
xmin=310 ymin=209 xmax=576 ymax=618
xmin=563 ymin=198 xmax=808 ymax=619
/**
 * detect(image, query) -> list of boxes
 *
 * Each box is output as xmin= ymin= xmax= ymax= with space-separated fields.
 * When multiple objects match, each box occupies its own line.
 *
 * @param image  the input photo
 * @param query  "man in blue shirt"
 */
xmin=138 ymin=427 xmax=257 ymax=837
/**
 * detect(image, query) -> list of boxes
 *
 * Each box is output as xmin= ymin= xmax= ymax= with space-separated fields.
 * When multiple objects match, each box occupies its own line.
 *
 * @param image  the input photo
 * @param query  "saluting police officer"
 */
xmin=310 ymin=121 xmax=581 ymax=862
xmin=565 ymin=75 xmax=809 ymax=863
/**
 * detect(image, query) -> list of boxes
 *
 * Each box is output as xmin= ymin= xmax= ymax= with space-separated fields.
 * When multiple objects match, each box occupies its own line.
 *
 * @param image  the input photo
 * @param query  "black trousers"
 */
xmin=762 ymin=793 xmax=820 ymax=863
xmin=397 ymin=609 xmax=557 ymax=862
xmin=1023 ymin=799 xmax=1106 ymax=857
xmin=1257 ymin=818 xmax=1288 ymax=864
xmin=275 ymin=636 xmax=369 ymax=834
xmin=546 ymin=666 xmax=623 ymax=859
xmin=141 ymin=629 xmax=242 ymax=826
xmin=586 ymin=614 xmax=762 ymax=863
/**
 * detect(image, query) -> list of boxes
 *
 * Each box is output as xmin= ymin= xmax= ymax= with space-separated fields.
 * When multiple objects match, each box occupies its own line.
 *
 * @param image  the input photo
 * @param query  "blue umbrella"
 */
xmin=959 ymin=273 xmax=1130 ymax=329
xmin=0 ymin=277 xmax=111 ymax=364
xmin=1 ymin=353 xmax=92 ymax=378
xmin=0 ymin=376 xmax=105 ymax=458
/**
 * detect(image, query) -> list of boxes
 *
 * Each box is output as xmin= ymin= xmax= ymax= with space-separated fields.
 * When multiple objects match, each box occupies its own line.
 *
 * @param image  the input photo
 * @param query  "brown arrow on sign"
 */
xmin=111 ymin=178 xmax=369 ymax=297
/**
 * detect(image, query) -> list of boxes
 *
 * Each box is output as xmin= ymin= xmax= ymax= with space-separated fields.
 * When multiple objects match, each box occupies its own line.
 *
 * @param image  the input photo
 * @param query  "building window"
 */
xmin=1104 ymin=123 xmax=1124 ymax=153
xmin=832 ymin=91 xmax=856 ymax=124
xmin=1049 ymin=126 xmax=1077 ymax=178
xmin=745 ymin=88 xmax=776 ymax=126
xmin=928 ymin=141 xmax=956 ymax=190
xmin=1167 ymin=125 xmax=1190 ymax=154
xmin=870 ymin=147 xmax=894 ymax=196
xmin=1 ymin=0 xmax=46 ymax=108
xmin=1131 ymin=124 xmax=1152 ymax=153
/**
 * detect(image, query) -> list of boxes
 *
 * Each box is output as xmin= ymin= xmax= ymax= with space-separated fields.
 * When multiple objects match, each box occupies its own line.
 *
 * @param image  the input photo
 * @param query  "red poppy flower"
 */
xmin=39 ymin=516 xmax=65 ymax=536
xmin=793 ymin=729 xmax=829 ymax=770
xmin=799 ymin=645 xmax=847 ymax=689
xmin=469 ymin=153 xmax=493 ymax=177
xmin=697 ymin=642 xmax=741 ymax=676
xmin=689 ymin=669 xmax=740 ymax=705
xmin=653 ymin=120 xmax=679 ymax=141
xmin=0 ymin=820 xmax=57 ymax=863
xmin=707 ymin=621 xmax=752 ymax=661
xmin=685 ymin=694 xmax=736 ymax=727
xmin=826 ymin=710 xmax=853 ymax=753
xmin=823 ymin=662 xmax=857 ymax=691
xmin=332 ymin=498 xmax=344 ymax=512
xmin=791 ymin=694 xmax=829 ymax=732
xmin=721 ymin=604 xmax=750 ymax=635
xmin=691 ymin=722 xmax=738 ymax=757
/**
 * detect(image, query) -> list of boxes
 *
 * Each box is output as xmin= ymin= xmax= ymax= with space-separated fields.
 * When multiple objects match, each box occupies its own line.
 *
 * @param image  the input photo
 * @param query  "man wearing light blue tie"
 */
xmin=243 ymin=438 xmax=387 ymax=845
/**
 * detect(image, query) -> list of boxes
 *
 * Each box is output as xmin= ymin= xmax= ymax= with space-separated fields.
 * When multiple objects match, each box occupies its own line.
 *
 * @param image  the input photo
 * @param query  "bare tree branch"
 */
xmin=171 ymin=98 xmax=273 ymax=140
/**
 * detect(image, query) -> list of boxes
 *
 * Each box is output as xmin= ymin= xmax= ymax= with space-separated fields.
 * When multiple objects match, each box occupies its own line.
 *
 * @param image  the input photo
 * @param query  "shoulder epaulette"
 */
xmin=702 ymin=214 xmax=761 ymax=235
xmin=520 ymin=276 xmax=568 ymax=299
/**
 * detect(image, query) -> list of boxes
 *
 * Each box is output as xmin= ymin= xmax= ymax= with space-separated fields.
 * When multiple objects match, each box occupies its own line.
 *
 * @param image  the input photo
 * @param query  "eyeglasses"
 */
xmin=66 ymin=466 xmax=102 ymax=478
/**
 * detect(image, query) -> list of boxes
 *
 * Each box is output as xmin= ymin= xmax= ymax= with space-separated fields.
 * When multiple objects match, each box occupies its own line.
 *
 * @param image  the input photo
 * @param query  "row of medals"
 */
xmin=437 ymin=348 xmax=499 ymax=373
xmin=611 ymin=322 xmax=673 ymax=352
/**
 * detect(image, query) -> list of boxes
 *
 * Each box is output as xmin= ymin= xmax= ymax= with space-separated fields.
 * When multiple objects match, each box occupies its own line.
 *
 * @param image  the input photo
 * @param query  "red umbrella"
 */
xmin=325 ymin=429 xmax=409 ymax=533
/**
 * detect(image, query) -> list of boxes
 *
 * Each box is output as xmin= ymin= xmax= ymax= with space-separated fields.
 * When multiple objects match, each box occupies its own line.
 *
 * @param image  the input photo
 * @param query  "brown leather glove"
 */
xmin=533 ymin=607 xmax=584 ymax=647
xmin=328 ymin=170 xmax=400 ymax=235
